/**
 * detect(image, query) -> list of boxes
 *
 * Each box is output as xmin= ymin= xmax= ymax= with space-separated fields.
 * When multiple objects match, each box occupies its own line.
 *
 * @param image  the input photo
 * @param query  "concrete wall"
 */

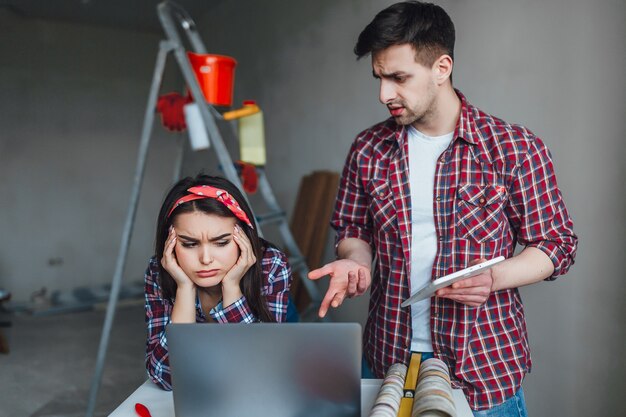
xmin=1 ymin=0 xmax=623 ymax=415
xmin=195 ymin=1 xmax=625 ymax=416
xmin=0 ymin=10 xmax=182 ymax=303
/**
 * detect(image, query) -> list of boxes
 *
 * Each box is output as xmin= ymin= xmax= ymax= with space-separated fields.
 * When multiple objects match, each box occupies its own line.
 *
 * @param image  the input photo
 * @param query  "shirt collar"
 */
xmin=384 ymin=88 xmax=479 ymax=146
xmin=453 ymin=89 xmax=479 ymax=145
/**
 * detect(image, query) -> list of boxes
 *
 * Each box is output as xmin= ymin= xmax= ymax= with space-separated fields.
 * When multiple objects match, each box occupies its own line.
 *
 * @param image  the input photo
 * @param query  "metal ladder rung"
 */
xmin=288 ymin=256 xmax=306 ymax=271
xmin=255 ymin=211 xmax=286 ymax=226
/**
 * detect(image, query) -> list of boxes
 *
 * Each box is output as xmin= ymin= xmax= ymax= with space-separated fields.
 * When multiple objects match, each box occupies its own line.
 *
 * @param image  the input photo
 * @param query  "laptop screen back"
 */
xmin=166 ymin=322 xmax=362 ymax=417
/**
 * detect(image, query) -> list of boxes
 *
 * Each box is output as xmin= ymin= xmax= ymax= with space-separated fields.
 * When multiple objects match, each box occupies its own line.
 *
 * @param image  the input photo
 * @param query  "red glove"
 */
xmin=156 ymin=92 xmax=193 ymax=132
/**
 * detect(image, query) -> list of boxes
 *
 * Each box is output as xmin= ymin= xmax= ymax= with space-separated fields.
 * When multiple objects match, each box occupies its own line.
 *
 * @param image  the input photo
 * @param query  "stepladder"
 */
xmin=154 ymin=1 xmax=324 ymax=317
xmin=86 ymin=1 xmax=326 ymax=415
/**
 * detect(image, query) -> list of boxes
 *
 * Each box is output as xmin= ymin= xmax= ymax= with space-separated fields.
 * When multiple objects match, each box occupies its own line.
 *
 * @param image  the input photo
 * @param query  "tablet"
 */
xmin=401 ymin=256 xmax=506 ymax=307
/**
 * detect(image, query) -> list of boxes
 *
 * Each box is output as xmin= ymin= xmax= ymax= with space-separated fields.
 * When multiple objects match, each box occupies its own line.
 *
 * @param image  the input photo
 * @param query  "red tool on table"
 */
xmin=134 ymin=403 xmax=152 ymax=417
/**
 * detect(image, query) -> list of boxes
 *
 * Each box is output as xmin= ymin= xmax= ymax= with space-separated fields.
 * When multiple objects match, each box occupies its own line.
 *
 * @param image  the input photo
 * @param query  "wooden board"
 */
xmin=289 ymin=171 xmax=340 ymax=313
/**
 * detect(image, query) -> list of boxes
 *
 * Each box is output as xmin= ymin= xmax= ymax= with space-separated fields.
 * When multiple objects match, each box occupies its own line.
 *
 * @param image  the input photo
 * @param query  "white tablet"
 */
xmin=401 ymin=256 xmax=506 ymax=307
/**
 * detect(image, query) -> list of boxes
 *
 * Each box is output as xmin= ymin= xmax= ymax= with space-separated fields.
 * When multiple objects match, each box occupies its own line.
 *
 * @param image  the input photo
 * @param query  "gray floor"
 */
xmin=0 ymin=302 xmax=147 ymax=417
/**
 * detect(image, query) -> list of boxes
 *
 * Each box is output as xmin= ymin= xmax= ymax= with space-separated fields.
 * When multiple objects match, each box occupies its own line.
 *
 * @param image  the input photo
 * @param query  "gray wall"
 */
xmin=0 ymin=1 xmax=624 ymax=416
xmin=0 ymin=10 xmax=182 ymax=302
xmin=195 ymin=1 xmax=625 ymax=416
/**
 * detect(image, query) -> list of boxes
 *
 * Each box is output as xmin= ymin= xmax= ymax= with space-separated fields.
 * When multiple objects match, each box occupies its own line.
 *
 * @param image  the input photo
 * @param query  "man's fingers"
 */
xmin=356 ymin=268 xmax=368 ymax=295
xmin=450 ymin=276 xmax=479 ymax=289
xmin=440 ymin=292 xmax=486 ymax=306
xmin=450 ymin=274 xmax=492 ymax=290
xmin=318 ymin=282 xmax=350 ymax=317
xmin=308 ymin=264 xmax=334 ymax=280
xmin=347 ymin=271 xmax=357 ymax=297
xmin=469 ymin=258 xmax=488 ymax=267
xmin=331 ymin=292 xmax=346 ymax=308
xmin=318 ymin=290 xmax=336 ymax=318
xmin=438 ymin=283 xmax=491 ymax=301
xmin=312 ymin=260 xmax=370 ymax=316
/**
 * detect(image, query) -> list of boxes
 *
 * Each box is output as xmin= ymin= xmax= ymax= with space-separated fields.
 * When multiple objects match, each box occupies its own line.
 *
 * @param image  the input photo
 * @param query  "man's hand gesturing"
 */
xmin=308 ymin=259 xmax=371 ymax=318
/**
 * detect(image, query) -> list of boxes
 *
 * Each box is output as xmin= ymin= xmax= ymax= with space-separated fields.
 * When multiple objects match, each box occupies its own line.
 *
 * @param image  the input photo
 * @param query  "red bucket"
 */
xmin=187 ymin=52 xmax=237 ymax=107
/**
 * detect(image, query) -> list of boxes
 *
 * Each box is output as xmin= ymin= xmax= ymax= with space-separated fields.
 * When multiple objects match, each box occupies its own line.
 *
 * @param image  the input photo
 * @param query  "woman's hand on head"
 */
xmin=161 ymin=226 xmax=195 ymax=289
xmin=221 ymin=225 xmax=256 ymax=292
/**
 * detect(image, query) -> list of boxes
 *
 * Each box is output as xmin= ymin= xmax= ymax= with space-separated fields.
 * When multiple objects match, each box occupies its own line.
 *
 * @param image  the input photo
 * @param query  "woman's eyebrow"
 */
xmin=177 ymin=234 xmax=199 ymax=242
xmin=209 ymin=233 xmax=231 ymax=242
xmin=177 ymin=233 xmax=231 ymax=242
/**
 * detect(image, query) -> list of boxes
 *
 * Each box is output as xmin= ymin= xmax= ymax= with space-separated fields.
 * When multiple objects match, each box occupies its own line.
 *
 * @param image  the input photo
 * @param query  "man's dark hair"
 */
xmin=354 ymin=1 xmax=455 ymax=66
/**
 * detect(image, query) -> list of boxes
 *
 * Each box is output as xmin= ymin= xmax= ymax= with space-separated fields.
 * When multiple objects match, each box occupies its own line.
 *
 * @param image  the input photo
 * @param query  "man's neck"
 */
xmin=412 ymin=85 xmax=461 ymax=137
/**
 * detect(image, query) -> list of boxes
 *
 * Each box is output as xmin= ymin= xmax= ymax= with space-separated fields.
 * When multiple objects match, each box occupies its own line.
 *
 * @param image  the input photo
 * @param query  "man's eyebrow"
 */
xmin=374 ymin=70 xmax=408 ymax=79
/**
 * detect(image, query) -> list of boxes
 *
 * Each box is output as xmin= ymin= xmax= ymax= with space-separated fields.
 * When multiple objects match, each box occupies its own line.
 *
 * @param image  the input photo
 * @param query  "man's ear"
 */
xmin=433 ymin=54 xmax=453 ymax=85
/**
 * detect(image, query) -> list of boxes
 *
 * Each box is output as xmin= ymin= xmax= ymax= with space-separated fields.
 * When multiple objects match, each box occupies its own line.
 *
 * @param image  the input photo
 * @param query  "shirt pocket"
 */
xmin=455 ymin=184 xmax=507 ymax=243
xmin=367 ymin=179 xmax=397 ymax=233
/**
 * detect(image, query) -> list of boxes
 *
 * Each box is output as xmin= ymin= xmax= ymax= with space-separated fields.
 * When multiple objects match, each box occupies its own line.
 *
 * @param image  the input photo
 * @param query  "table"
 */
xmin=109 ymin=379 xmax=473 ymax=417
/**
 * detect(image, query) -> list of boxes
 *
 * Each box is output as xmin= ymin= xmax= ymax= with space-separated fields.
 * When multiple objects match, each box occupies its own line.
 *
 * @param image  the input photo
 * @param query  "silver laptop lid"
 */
xmin=167 ymin=322 xmax=362 ymax=417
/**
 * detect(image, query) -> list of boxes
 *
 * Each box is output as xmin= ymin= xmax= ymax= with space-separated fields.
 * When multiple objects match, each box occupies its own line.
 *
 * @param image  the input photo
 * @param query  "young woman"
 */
xmin=144 ymin=174 xmax=292 ymax=390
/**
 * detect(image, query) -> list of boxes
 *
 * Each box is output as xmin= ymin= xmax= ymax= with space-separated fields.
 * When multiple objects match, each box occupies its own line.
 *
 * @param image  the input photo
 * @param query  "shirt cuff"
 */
xmin=210 ymin=296 xmax=255 ymax=323
xmin=528 ymin=240 xmax=566 ymax=279
xmin=335 ymin=225 xmax=372 ymax=248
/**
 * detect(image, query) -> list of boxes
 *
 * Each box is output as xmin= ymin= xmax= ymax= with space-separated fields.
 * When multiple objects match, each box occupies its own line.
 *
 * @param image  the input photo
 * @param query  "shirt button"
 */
xmin=438 ymin=236 xmax=444 ymax=241
xmin=379 ymin=192 xmax=385 ymax=198
xmin=435 ymin=196 xmax=441 ymax=202
xmin=479 ymin=197 xmax=486 ymax=204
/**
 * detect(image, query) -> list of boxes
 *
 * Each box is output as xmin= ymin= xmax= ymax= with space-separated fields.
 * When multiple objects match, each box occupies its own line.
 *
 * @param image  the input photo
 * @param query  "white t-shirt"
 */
xmin=407 ymin=126 xmax=454 ymax=352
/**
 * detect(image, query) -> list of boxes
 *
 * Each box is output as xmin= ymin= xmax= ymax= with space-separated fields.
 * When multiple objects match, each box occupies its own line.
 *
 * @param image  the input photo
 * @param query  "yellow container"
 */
xmin=238 ymin=100 xmax=266 ymax=166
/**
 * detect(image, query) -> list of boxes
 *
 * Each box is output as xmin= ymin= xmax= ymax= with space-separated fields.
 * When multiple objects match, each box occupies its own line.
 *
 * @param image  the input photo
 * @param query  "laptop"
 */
xmin=166 ymin=322 xmax=362 ymax=417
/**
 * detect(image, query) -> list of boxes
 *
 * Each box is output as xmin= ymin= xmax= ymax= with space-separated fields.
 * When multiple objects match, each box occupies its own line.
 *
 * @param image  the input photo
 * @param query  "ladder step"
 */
xmin=288 ymin=256 xmax=307 ymax=271
xmin=255 ymin=211 xmax=286 ymax=226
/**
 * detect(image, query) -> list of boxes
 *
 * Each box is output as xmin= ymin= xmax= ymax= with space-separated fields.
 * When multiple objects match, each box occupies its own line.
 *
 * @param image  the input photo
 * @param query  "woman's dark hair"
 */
xmin=354 ymin=1 xmax=455 ymax=66
xmin=155 ymin=174 xmax=275 ymax=322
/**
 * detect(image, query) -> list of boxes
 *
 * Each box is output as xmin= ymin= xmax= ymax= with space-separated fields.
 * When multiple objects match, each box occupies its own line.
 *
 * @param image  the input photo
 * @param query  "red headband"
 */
xmin=167 ymin=185 xmax=254 ymax=228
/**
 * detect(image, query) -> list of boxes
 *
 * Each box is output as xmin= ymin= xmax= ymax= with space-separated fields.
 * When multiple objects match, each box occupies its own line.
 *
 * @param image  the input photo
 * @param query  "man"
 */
xmin=308 ymin=1 xmax=577 ymax=415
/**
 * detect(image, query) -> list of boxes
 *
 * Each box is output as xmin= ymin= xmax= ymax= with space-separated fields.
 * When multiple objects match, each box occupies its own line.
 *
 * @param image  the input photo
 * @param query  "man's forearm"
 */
xmin=337 ymin=238 xmax=373 ymax=268
xmin=491 ymin=246 xmax=555 ymax=291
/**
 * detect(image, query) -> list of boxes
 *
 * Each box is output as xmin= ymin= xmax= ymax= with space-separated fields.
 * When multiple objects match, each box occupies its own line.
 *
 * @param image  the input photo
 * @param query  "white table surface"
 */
xmin=109 ymin=379 xmax=473 ymax=417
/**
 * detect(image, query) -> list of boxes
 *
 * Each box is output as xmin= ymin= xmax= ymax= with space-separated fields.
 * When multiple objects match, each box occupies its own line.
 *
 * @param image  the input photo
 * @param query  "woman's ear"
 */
xmin=433 ymin=54 xmax=453 ymax=85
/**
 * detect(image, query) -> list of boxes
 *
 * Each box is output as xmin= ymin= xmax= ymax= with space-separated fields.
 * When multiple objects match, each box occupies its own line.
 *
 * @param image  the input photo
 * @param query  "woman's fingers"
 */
xmin=166 ymin=234 xmax=177 ymax=254
xmin=233 ymin=225 xmax=256 ymax=267
xmin=163 ymin=227 xmax=175 ymax=258
xmin=221 ymin=225 xmax=256 ymax=288
xmin=161 ymin=226 xmax=192 ymax=286
xmin=164 ymin=227 xmax=179 ymax=259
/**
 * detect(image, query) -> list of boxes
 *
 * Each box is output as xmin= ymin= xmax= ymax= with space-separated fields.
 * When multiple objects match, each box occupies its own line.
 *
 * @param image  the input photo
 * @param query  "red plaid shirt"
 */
xmin=332 ymin=90 xmax=577 ymax=410
xmin=144 ymin=244 xmax=291 ymax=390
